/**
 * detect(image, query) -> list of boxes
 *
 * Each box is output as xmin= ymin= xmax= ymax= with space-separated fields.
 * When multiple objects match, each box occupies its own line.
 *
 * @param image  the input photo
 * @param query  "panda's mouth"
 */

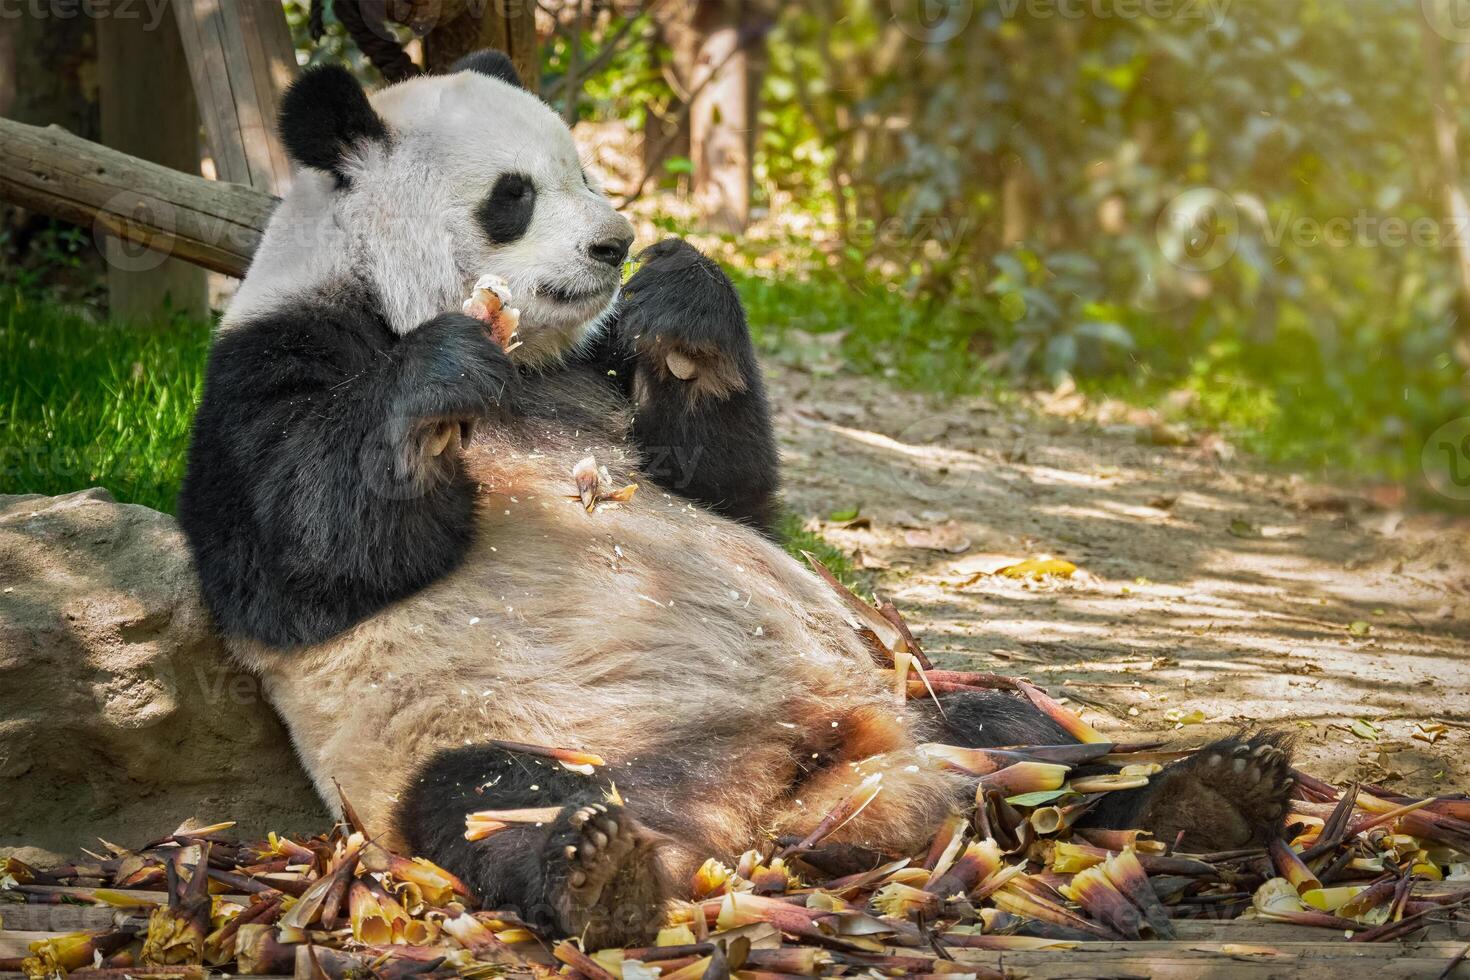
xmin=534 ymin=280 xmax=617 ymax=307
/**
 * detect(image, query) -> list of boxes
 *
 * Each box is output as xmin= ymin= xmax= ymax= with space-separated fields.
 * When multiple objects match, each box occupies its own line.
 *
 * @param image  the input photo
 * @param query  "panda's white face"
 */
xmin=230 ymin=67 xmax=633 ymax=366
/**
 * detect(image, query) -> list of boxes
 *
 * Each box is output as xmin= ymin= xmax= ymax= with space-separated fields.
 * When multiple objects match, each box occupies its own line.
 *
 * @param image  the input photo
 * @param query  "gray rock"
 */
xmin=0 ymin=489 xmax=328 ymax=854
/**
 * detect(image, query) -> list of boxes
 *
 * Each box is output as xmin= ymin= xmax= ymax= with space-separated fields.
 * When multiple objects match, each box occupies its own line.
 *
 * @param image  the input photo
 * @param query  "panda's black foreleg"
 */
xmin=179 ymin=308 xmax=517 ymax=649
xmin=923 ymin=691 xmax=1294 ymax=850
xmin=601 ymin=239 xmax=780 ymax=534
xmin=395 ymin=744 xmax=670 ymax=947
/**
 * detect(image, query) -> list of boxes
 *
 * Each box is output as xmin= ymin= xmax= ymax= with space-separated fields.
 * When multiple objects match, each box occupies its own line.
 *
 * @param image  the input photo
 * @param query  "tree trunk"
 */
xmin=97 ymin=2 xmax=208 ymax=322
xmin=1420 ymin=16 xmax=1470 ymax=367
xmin=421 ymin=0 xmax=540 ymax=91
xmin=689 ymin=0 xmax=754 ymax=233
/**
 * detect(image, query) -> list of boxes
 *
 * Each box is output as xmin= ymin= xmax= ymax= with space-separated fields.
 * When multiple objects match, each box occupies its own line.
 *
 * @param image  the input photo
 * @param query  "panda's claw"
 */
xmin=547 ymin=801 xmax=665 ymax=946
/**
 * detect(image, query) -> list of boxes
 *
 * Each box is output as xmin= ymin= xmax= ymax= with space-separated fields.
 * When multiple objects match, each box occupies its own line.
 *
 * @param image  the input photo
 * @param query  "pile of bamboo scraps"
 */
xmin=3 ymin=567 xmax=1469 ymax=979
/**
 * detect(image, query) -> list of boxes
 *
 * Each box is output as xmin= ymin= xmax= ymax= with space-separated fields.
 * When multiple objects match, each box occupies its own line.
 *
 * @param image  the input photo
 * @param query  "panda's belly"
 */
xmin=243 ymin=435 xmax=893 ymax=840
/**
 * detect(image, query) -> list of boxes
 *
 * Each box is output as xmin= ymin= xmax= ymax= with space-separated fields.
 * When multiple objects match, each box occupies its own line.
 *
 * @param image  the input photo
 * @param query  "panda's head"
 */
xmin=238 ymin=50 xmax=633 ymax=365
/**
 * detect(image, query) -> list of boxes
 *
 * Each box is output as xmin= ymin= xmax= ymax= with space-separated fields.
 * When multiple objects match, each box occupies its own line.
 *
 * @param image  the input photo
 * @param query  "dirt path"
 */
xmin=769 ymin=365 xmax=1470 ymax=797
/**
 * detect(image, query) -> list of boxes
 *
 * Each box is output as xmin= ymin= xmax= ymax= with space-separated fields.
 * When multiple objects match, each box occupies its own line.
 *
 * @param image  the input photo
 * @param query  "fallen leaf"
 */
xmin=1347 ymin=620 xmax=1372 ymax=637
xmin=1148 ymin=495 xmax=1178 ymax=511
xmin=1006 ymin=789 xmax=1075 ymax=807
xmin=1349 ymin=719 xmax=1379 ymax=741
xmin=1163 ymin=708 xmax=1206 ymax=725
xmin=995 ymin=558 xmax=1078 ymax=580
xmin=828 ymin=506 xmax=861 ymax=522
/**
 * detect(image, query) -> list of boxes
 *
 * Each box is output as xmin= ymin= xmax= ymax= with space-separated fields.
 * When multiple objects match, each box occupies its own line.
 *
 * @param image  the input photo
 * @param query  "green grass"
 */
xmin=0 ymin=293 xmax=210 ymax=513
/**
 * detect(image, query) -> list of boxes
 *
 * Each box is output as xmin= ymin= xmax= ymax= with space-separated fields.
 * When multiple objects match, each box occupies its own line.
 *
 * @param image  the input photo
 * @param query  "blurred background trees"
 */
xmin=3 ymin=0 xmax=1470 ymax=505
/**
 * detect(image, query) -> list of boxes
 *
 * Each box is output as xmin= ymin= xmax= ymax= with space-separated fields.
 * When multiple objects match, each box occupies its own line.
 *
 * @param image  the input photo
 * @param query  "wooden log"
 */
xmin=0 ymin=117 xmax=275 ymax=279
xmin=171 ymin=0 xmax=297 ymax=194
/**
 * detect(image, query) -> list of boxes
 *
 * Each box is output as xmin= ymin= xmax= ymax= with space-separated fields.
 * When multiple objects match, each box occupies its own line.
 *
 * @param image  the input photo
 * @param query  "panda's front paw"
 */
xmin=391 ymin=312 xmax=518 ymax=479
xmin=618 ymin=239 xmax=752 ymax=401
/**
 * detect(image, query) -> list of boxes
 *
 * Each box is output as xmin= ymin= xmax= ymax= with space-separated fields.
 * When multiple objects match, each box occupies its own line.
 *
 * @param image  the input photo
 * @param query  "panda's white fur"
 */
xmin=229 ymin=70 xmax=633 ymax=365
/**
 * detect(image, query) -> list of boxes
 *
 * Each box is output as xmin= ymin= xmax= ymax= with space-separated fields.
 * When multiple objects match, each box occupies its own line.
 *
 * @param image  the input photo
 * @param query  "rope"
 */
xmin=329 ymin=1 xmax=422 ymax=83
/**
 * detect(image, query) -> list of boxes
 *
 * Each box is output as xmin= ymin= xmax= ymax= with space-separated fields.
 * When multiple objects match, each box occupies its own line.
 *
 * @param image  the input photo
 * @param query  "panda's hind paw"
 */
xmin=547 ymin=803 xmax=666 ymax=946
xmin=1129 ymin=732 xmax=1295 ymax=852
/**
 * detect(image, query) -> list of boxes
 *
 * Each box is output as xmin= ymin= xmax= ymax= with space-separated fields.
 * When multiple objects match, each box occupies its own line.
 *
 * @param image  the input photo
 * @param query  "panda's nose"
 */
xmin=587 ymin=235 xmax=633 ymax=268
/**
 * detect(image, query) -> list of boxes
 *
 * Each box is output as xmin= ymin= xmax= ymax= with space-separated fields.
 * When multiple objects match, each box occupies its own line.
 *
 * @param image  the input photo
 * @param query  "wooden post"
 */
xmin=97 ymin=2 xmax=208 ymax=322
xmin=171 ymin=0 xmax=298 ymax=195
xmin=421 ymin=0 xmax=540 ymax=91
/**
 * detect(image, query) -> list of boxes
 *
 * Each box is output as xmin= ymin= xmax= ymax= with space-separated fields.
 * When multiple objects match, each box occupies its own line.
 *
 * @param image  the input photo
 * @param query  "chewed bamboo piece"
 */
xmin=462 ymin=273 xmax=522 ymax=351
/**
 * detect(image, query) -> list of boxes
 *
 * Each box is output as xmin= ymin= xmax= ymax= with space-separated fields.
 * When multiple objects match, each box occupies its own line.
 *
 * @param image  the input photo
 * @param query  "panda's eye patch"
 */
xmin=477 ymin=171 xmax=536 ymax=245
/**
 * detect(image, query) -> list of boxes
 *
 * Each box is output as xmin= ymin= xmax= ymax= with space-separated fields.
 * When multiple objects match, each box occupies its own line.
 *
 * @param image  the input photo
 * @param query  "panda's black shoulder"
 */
xmin=177 ymin=290 xmax=474 ymax=650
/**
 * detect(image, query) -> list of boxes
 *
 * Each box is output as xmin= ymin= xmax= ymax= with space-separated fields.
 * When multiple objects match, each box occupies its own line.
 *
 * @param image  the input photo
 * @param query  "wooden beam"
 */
xmin=0 ymin=117 xmax=275 ymax=279
xmin=171 ymin=0 xmax=297 ymax=194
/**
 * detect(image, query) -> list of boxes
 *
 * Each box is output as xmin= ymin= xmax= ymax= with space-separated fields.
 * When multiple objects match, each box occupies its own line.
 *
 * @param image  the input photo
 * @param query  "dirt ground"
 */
xmin=769 ymin=364 xmax=1470 ymax=798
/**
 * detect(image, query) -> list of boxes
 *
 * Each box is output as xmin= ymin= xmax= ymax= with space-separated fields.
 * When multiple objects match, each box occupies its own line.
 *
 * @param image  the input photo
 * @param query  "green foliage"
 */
xmin=738 ymin=0 xmax=1470 ymax=498
xmin=0 ymin=293 xmax=209 ymax=513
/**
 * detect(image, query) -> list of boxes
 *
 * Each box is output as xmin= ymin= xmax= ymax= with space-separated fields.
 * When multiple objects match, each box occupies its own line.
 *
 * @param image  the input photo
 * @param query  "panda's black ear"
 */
xmin=452 ymin=49 xmax=523 ymax=89
xmin=277 ymin=64 xmax=388 ymax=180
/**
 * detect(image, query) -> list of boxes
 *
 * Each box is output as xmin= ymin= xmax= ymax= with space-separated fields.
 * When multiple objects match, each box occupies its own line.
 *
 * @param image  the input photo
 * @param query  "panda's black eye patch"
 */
xmin=477 ymin=172 xmax=536 ymax=245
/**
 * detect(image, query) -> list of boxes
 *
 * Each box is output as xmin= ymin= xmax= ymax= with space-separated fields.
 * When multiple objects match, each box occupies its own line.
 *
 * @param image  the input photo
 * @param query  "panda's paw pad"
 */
xmin=549 ymin=803 xmax=663 ymax=944
xmin=1135 ymin=732 xmax=1295 ymax=851
xmin=561 ymin=804 xmax=636 ymax=900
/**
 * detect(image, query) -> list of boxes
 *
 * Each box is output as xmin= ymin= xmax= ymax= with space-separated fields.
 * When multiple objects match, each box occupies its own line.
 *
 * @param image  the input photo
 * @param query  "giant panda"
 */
xmin=177 ymin=51 xmax=1295 ymax=946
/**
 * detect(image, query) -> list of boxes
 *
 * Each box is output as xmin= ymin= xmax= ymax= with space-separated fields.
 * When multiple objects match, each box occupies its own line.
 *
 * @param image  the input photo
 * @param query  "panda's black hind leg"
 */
xmin=395 ymin=744 xmax=670 ymax=947
xmin=920 ymin=693 xmax=1295 ymax=851
xmin=1085 ymin=732 xmax=1295 ymax=851
xmin=924 ymin=690 xmax=1075 ymax=748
